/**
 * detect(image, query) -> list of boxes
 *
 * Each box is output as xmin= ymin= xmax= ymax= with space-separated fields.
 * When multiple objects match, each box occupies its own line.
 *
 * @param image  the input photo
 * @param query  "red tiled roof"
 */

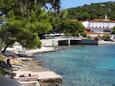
xmin=85 ymin=31 xmax=101 ymax=34
xmin=88 ymin=19 xmax=115 ymax=23
xmin=86 ymin=28 xmax=112 ymax=30
xmin=85 ymin=31 xmax=110 ymax=35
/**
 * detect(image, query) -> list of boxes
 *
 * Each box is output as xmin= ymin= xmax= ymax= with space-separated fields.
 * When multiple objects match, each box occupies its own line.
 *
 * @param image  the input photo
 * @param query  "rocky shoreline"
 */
xmin=0 ymin=46 xmax=65 ymax=86
xmin=14 ymin=56 xmax=62 ymax=86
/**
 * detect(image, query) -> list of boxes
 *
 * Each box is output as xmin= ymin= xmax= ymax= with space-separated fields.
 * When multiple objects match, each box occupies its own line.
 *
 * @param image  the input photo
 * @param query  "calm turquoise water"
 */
xmin=35 ymin=45 xmax=115 ymax=86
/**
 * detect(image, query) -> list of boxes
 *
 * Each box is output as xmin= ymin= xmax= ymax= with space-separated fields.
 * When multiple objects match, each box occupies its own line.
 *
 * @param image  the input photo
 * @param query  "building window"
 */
xmin=103 ymin=30 xmax=111 ymax=32
xmin=99 ymin=26 xmax=101 ymax=28
xmin=106 ymin=26 xmax=109 ymax=28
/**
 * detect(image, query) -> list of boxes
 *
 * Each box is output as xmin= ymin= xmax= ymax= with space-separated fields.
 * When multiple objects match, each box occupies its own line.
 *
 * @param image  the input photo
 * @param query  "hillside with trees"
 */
xmin=67 ymin=1 xmax=115 ymax=20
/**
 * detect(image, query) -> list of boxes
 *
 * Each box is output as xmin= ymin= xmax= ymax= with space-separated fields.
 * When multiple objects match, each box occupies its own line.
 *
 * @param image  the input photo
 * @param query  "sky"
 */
xmin=61 ymin=0 xmax=115 ymax=9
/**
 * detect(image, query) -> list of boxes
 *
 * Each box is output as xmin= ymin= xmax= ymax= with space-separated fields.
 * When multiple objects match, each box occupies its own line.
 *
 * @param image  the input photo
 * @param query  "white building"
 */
xmin=82 ymin=19 xmax=115 ymax=37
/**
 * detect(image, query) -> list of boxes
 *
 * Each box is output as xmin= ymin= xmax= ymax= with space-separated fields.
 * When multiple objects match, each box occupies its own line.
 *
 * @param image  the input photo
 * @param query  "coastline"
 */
xmin=4 ymin=43 xmax=115 ymax=86
xmin=98 ymin=40 xmax=115 ymax=45
xmin=26 ymin=47 xmax=57 ymax=56
xmin=26 ymin=46 xmax=67 ymax=56
xmin=17 ymin=58 xmax=48 ymax=72
xmin=14 ymin=49 xmax=63 ymax=86
xmin=12 ymin=43 xmax=115 ymax=86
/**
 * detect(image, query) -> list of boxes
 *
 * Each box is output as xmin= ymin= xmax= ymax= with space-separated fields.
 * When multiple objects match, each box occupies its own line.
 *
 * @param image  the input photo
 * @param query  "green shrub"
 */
xmin=0 ymin=55 xmax=5 ymax=61
xmin=102 ymin=34 xmax=110 ymax=41
xmin=0 ymin=69 xmax=6 ymax=76
xmin=112 ymin=27 xmax=115 ymax=34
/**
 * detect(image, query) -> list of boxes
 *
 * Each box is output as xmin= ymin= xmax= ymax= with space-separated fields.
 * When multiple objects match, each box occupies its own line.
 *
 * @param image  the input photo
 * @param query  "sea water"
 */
xmin=35 ymin=45 xmax=115 ymax=86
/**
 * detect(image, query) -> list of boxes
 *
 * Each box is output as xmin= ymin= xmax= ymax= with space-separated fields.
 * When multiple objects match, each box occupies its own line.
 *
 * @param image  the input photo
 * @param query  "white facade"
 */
xmin=82 ymin=19 xmax=115 ymax=34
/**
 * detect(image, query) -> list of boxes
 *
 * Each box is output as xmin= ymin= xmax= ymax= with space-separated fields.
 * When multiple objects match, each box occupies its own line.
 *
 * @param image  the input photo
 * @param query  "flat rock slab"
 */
xmin=37 ymin=71 xmax=62 ymax=81
xmin=14 ymin=71 xmax=62 ymax=81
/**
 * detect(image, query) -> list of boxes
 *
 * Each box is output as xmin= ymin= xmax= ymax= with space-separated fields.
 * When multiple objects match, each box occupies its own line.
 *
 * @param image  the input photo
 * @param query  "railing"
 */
xmin=53 ymin=36 xmax=82 ymax=40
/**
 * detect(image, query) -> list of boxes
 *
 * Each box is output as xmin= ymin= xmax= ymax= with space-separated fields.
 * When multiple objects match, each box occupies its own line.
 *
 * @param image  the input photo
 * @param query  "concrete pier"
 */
xmin=58 ymin=39 xmax=98 ymax=45
xmin=41 ymin=36 xmax=98 ymax=46
xmin=41 ymin=36 xmax=82 ymax=46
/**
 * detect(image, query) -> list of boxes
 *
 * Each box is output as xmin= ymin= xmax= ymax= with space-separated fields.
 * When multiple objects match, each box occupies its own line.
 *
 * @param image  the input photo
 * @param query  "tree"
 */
xmin=48 ymin=9 xmax=68 ymax=33
xmin=0 ymin=22 xmax=41 ymax=53
xmin=112 ymin=27 xmax=115 ymax=34
xmin=60 ymin=20 xmax=85 ymax=36
xmin=77 ymin=12 xmax=91 ymax=20
xmin=0 ymin=0 xmax=61 ymax=15
xmin=0 ymin=0 xmax=61 ymax=53
xmin=102 ymin=34 xmax=110 ymax=41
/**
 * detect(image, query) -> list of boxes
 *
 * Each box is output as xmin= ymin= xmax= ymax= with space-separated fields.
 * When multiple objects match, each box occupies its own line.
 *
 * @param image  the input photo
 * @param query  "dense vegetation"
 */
xmin=0 ymin=0 xmax=61 ymax=53
xmin=67 ymin=1 xmax=115 ymax=20
xmin=0 ymin=55 xmax=6 ymax=76
xmin=112 ymin=27 xmax=115 ymax=34
xmin=0 ymin=0 xmax=86 ymax=53
xmin=59 ymin=20 xmax=85 ymax=36
xmin=47 ymin=10 xmax=85 ymax=36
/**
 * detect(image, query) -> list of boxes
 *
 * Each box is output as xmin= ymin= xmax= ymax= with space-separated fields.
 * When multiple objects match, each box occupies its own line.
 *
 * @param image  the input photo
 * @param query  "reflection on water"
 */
xmin=35 ymin=45 xmax=115 ymax=86
xmin=0 ymin=77 xmax=21 ymax=86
